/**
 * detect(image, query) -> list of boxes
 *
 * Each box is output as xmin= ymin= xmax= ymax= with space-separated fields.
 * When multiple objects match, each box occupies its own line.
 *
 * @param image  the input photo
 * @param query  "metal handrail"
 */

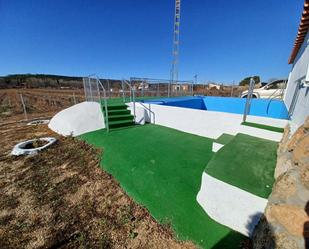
xmin=268 ymin=88 xmax=282 ymax=100
xmin=88 ymin=74 xmax=109 ymax=132
xmin=243 ymin=78 xmax=255 ymax=122
xmin=138 ymin=102 xmax=155 ymax=124
xmin=121 ymin=79 xmax=132 ymax=102
xmin=121 ymin=79 xmax=136 ymax=123
xmin=265 ymin=84 xmax=286 ymax=115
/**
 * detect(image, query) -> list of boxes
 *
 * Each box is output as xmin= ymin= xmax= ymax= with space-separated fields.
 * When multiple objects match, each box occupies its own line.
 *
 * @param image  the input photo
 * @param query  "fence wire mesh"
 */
xmin=130 ymin=77 xmax=194 ymax=98
xmin=83 ymin=76 xmax=103 ymax=102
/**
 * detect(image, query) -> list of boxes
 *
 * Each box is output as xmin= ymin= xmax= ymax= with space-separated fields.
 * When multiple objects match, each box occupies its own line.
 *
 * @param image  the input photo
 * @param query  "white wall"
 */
xmin=284 ymin=32 xmax=309 ymax=128
xmin=129 ymin=103 xmax=287 ymax=142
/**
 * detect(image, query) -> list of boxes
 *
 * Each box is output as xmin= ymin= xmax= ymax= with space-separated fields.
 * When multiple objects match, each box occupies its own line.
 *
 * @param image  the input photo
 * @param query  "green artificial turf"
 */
xmin=241 ymin=122 xmax=284 ymax=133
xmin=80 ymin=124 xmax=245 ymax=248
xmin=214 ymin=133 xmax=235 ymax=145
xmin=205 ymin=133 xmax=278 ymax=198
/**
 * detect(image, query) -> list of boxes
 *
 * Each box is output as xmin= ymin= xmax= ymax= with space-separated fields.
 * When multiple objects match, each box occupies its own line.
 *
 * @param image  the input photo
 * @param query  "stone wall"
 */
xmin=252 ymin=118 xmax=309 ymax=249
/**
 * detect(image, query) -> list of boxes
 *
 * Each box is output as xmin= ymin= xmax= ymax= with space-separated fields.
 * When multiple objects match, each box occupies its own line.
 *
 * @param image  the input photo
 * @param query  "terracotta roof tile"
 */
xmin=288 ymin=0 xmax=309 ymax=64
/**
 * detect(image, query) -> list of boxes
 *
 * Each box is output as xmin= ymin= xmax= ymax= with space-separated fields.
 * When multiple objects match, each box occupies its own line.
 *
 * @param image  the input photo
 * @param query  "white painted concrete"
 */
xmin=284 ymin=32 xmax=309 ymax=128
xmin=128 ymin=106 xmax=146 ymax=125
xmin=212 ymin=142 xmax=224 ymax=152
xmin=197 ymin=173 xmax=268 ymax=237
xmin=49 ymin=102 xmax=105 ymax=137
xmin=27 ymin=119 xmax=50 ymax=125
xmin=129 ymin=103 xmax=287 ymax=142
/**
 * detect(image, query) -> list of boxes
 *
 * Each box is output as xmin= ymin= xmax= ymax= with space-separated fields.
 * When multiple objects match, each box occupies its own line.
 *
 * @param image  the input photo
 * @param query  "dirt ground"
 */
xmin=0 ymin=120 xmax=196 ymax=249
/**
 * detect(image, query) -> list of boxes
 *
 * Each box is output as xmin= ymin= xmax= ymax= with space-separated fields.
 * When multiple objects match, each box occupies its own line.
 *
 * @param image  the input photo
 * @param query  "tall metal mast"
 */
xmin=169 ymin=0 xmax=181 ymax=97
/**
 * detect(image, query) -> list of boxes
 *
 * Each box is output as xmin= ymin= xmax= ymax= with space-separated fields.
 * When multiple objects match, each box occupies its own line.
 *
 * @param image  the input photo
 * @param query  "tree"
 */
xmin=239 ymin=76 xmax=260 ymax=86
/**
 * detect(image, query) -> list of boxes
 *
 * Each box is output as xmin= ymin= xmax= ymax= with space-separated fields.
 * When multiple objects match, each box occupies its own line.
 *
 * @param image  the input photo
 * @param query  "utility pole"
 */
xmin=170 ymin=0 xmax=181 ymax=97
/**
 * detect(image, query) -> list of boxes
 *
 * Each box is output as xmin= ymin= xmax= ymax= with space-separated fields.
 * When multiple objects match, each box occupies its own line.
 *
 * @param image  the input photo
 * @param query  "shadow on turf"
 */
xmin=211 ymin=213 xmax=275 ymax=249
xmin=211 ymin=231 xmax=251 ymax=249
xmin=247 ymin=204 xmax=309 ymax=249
xmin=248 ymin=213 xmax=275 ymax=249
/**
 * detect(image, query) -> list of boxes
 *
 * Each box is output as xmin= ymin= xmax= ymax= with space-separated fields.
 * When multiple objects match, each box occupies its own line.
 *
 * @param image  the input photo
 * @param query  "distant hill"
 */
xmin=0 ymin=74 xmax=122 ymax=89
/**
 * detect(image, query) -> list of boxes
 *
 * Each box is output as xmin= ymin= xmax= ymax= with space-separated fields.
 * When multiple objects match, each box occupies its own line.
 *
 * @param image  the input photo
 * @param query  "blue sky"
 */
xmin=0 ymin=0 xmax=304 ymax=83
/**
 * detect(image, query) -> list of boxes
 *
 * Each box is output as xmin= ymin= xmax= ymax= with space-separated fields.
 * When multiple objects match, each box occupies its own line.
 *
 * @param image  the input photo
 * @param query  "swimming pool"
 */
xmin=142 ymin=96 xmax=289 ymax=120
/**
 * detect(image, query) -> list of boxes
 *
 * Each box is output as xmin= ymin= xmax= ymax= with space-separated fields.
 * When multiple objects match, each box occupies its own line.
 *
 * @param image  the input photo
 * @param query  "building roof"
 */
xmin=288 ymin=0 xmax=309 ymax=64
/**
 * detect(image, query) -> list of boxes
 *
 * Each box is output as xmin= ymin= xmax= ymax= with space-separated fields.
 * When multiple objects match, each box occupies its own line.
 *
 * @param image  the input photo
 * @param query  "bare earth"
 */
xmin=0 ymin=120 xmax=195 ymax=249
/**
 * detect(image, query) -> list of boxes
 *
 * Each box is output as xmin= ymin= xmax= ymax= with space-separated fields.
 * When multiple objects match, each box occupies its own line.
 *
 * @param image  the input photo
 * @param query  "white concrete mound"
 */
xmin=197 ymin=173 xmax=268 ymax=237
xmin=49 ymin=102 xmax=105 ymax=136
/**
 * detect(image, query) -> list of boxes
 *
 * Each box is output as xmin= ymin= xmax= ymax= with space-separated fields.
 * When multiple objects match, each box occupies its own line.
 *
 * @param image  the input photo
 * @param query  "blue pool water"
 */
xmin=143 ymin=96 xmax=289 ymax=120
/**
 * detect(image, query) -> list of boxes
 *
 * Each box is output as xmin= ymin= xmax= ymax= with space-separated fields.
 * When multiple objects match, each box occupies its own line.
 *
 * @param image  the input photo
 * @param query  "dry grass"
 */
xmin=0 ymin=122 xmax=195 ymax=249
xmin=0 ymin=88 xmax=84 ymax=123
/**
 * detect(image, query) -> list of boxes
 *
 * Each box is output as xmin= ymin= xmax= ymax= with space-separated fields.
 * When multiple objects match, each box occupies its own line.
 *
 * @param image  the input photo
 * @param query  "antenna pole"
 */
xmin=170 ymin=0 xmax=181 ymax=97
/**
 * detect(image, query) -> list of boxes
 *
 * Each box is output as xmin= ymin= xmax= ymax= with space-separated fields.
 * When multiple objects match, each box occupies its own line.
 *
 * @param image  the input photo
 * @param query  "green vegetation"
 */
xmin=3 ymin=73 xmax=82 ymax=80
xmin=80 ymin=125 xmax=245 ymax=249
xmin=239 ymin=76 xmax=260 ymax=86
xmin=0 ymin=73 xmax=121 ymax=89
xmin=0 ymin=74 xmax=83 ymax=89
xmin=241 ymin=122 xmax=284 ymax=133
xmin=205 ymin=133 xmax=278 ymax=198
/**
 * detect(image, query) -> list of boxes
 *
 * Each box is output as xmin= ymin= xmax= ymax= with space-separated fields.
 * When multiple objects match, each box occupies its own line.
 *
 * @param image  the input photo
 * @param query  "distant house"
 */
xmin=208 ymin=83 xmax=221 ymax=90
xmin=137 ymin=82 xmax=149 ymax=90
xmin=284 ymin=0 xmax=309 ymax=129
xmin=172 ymin=84 xmax=190 ymax=92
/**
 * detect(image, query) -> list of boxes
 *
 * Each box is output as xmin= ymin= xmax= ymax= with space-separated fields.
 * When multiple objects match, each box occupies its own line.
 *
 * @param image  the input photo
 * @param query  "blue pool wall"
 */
xmin=156 ymin=97 xmax=206 ymax=110
xmin=143 ymin=96 xmax=289 ymax=120
xmin=203 ymin=96 xmax=289 ymax=119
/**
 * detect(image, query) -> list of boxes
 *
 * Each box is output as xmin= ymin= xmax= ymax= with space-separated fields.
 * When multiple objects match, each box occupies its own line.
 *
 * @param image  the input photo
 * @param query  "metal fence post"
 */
xmin=20 ymin=94 xmax=28 ymax=120
xmin=168 ymin=80 xmax=171 ymax=98
xmin=107 ymin=79 xmax=111 ymax=99
xmin=121 ymin=80 xmax=125 ymax=102
xmin=129 ymin=81 xmax=132 ymax=102
xmin=89 ymin=78 xmax=93 ymax=101
xmin=142 ymin=81 xmax=144 ymax=97
xmin=157 ymin=83 xmax=159 ymax=96
xmin=73 ymin=92 xmax=77 ymax=104
xmin=83 ymin=77 xmax=87 ymax=101
xmin=132 ymin=87 xmax=136 ymax=123
xmin=96 ymin=78 xmax=100 ymax=102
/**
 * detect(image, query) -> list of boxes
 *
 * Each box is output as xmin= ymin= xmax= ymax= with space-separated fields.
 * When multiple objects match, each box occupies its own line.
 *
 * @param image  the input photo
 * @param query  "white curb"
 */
xmin=27 ymin=119 xmax=50 ymax=125
xmin=11 ymin=137 xmax=57 ymax=156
